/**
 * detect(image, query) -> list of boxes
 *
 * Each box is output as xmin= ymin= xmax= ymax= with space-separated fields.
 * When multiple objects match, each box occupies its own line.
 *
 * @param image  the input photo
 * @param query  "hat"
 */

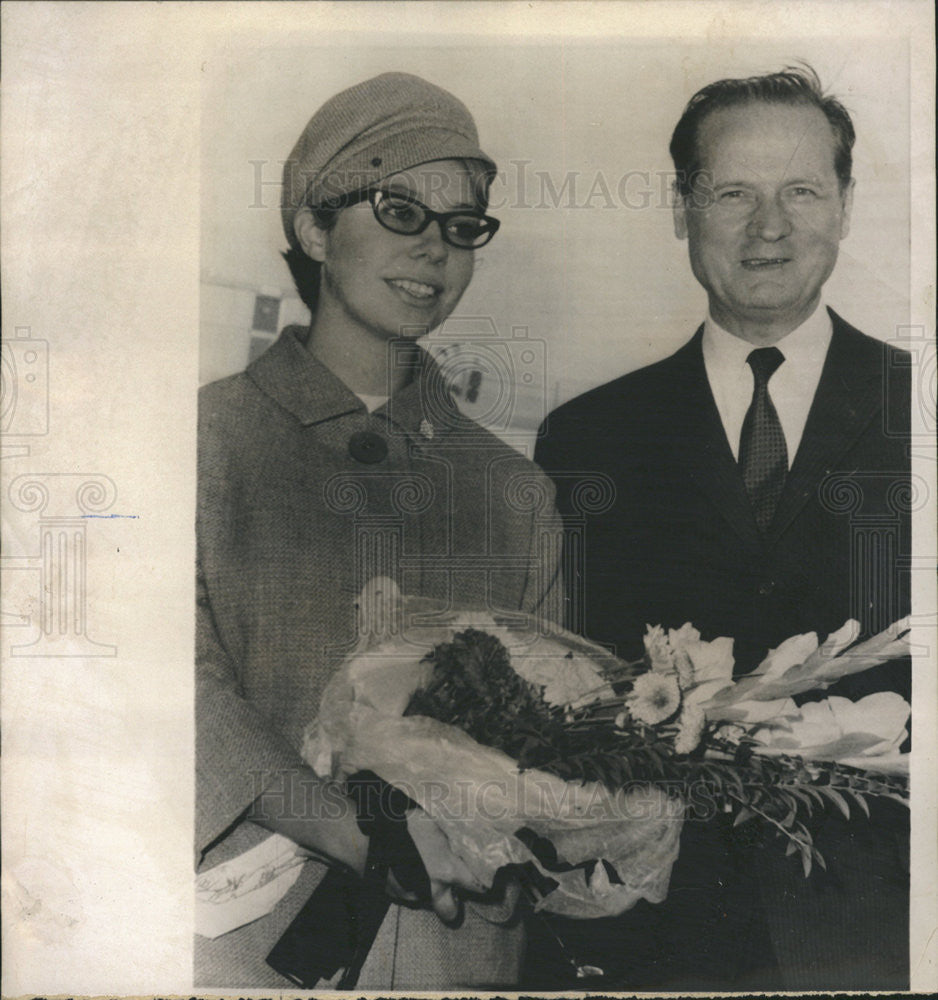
xmin=281 ymin=72 xmax=497 ymax=249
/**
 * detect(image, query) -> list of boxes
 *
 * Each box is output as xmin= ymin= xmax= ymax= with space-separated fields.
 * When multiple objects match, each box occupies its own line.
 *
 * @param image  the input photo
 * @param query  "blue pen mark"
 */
xmin=82 ymin=514 xmax=140 ymax=519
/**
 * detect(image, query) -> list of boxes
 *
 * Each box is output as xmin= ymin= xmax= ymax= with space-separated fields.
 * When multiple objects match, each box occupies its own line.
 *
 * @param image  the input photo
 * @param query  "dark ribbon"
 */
xmin=265 ymin=770 xmax=430 ymax=989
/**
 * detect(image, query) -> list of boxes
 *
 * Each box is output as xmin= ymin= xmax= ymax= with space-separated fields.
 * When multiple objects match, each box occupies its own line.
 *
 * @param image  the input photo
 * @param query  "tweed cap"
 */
xmin=281 ymin=72 xmax=497 ymax=249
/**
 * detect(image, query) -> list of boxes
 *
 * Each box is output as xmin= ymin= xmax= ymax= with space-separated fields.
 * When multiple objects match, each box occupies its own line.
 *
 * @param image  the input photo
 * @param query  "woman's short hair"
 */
xmin=669 ymin=64 xmax=856 ymax=199
xmin=281 ymin=206 xmax=339 ymax=314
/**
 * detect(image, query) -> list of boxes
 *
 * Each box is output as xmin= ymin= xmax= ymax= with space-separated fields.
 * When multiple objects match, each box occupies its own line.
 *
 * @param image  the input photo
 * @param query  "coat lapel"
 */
xmin=768 ymin=311 xmax=884 ymax=542
xmin=666 ymin=329 xmax=764 ymax=553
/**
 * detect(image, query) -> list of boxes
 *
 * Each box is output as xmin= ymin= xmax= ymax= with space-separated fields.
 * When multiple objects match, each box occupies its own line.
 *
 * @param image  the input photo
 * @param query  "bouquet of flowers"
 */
xmin=303 ymin=581 xmax=909 ymax=920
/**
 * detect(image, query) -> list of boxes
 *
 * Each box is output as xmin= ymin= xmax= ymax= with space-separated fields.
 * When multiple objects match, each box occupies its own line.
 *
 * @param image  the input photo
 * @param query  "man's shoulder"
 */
xmin=540 ymin=335 xmax=699 ymax=438
xmin=827 ymin=311 xmax=911 ymax=419
xmin=829 ymin=309 xmax=911 ymax=367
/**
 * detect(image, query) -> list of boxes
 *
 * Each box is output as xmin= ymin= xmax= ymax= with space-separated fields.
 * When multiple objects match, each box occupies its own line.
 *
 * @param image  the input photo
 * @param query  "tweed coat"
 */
xmin=196 ymin=326 xmax=563 ymax=988
xmin=531 ymin=309 xmax=910 ymax=991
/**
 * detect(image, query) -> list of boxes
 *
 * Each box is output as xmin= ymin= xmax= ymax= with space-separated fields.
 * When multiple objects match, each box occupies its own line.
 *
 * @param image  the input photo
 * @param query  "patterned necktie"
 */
xmin=739 ymin=346 xmax=787 ymax=531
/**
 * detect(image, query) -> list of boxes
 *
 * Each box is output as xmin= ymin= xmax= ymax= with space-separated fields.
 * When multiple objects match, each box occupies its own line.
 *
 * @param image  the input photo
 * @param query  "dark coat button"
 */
xmin=348 ymin=430 xmax=388 ymax=464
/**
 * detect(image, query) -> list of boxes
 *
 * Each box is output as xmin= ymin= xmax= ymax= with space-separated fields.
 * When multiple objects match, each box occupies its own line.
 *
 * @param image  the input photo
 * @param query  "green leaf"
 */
xmin=733 ymin=806 xmax=756 ymax=827
xmin=800 ymin=845 xmax=813 ymax=878
xmin=787 ymin=788 xmax=813 ymax=811
xmin=846 ymin=789 xmax=871 ymax=818
xmin=819 ymin=785 xmax=852 ymax=820
xmin=800 ymin=784 xmax=826 ymax=807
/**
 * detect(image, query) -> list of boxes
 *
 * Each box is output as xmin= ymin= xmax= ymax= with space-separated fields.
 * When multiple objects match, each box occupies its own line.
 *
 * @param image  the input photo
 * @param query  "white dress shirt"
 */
xmin=702 ymin=305 xmax=833 ymax=465
xmin=356 ymin=392 xmax=390 ymax=413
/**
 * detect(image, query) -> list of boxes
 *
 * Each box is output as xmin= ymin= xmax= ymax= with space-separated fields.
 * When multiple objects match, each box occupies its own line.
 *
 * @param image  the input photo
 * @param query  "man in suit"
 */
xmin=531 ymin=66 xmax=910 ymax=990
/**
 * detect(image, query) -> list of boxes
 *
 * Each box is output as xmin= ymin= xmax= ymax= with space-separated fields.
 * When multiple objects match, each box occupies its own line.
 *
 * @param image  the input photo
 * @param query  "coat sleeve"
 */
xmin=515 ymin=464 xmax=566 ymax=629
xmin=531 ymin=410 xmax=584 ymax=632
xmin=195 ymin=559 xmax=305 ymax=856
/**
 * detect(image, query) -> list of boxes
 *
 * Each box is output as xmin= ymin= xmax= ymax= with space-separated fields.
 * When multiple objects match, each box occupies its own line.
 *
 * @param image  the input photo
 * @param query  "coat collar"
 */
xmin=666 ymin=326 xmax=765 ymax=552
xmin=767 ymin=308 xmax=885 ymax=541
xmin=247 ymin=325 xmax=464 ymax=437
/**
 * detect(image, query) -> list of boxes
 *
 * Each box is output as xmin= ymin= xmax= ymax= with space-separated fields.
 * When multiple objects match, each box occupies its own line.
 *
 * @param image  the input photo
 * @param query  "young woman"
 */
xmin=196 ymin=72 xmax=562 ymax=989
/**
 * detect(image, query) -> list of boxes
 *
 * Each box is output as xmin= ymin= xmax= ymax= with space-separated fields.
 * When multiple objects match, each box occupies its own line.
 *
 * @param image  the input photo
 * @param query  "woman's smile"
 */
xmin=385 ymin=276 xmax=443 ymax=304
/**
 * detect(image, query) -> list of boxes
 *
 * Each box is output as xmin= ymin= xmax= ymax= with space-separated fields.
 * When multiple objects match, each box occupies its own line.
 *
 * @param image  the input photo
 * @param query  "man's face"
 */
xmin=673 ymin=101 xmax=854 ymax=343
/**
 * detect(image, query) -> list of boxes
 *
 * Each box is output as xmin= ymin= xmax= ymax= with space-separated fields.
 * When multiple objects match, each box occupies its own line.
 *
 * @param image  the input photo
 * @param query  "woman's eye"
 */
xmin=450 ymin=218 xmax=484 ymax=241
xmin=383 ymin=200 xmax=419 ymax=222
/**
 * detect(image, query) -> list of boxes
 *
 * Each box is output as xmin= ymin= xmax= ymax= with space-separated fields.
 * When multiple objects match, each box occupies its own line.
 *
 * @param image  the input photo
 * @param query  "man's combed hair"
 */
xmin=670 ymin=64 xmax=856 ymax=198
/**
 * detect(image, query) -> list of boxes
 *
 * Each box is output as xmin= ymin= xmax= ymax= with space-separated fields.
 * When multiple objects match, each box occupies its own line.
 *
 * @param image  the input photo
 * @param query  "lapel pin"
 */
xmin=419 ymin=418 xmax=435 ymax=440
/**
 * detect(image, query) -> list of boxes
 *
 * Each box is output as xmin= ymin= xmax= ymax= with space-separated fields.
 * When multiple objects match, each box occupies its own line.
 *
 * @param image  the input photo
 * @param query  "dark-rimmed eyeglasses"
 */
xmin=336 ymin=189 xmax=500 ymax=249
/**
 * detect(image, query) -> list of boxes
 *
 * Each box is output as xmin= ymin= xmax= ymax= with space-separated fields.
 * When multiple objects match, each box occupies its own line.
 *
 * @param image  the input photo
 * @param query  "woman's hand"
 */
xmin=248 ymin=767 xmax=370 ymax=876
xmin=388 ymin=808 xmax=486 ymax=923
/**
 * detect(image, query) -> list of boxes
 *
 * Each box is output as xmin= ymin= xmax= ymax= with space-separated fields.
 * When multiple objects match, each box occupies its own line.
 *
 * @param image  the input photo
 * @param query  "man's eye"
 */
xmin=718 ymin=189 xmax=747 ymax=201
xmin=790 ymin=187 xmax=818 ymax=197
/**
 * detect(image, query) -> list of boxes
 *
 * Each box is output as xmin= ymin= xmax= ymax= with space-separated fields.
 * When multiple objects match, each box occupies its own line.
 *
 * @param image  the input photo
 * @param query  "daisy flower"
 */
xmin=627 ymin=671 xmax=681 ymax=725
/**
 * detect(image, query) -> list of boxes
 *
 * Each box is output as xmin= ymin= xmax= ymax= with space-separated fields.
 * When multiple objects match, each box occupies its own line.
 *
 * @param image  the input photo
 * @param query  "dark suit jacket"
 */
xmin=531 ymin=309 xmax=910 ymax=990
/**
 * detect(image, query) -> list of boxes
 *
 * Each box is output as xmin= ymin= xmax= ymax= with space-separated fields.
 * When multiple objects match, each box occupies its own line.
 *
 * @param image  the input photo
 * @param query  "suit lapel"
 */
xmin=665 ymin=329 xmax=764 ymax=553
xmin=768 ymin=312 xmax=883 ymax=542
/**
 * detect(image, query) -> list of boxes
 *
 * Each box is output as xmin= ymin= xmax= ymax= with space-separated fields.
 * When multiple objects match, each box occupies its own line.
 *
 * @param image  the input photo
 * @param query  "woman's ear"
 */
xmin=293 ymin=207 xmax=329 ymax=263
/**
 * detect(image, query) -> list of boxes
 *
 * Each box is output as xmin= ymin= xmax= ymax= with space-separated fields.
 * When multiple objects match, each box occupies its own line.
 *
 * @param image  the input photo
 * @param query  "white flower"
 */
xmin=667 ymin=623 xmax=701 ymax=682
xmin=678 ymin=636 xmax=736 ymax=710
xmin=823 ymin=619 xmax=861 ymax=658
xmin=719 ymin=696 xmax=797 ymax=724
xmin=627 ymin=672 xmax=681 ymax=725
xmin=755 ymin=631 xmax=819 ymax=680
xmin=673 ymin=703 xmax=706 ymax=754
xmin=667 ymin=622 xmax=701 ymax=654
xmin=827 ymin=693 xmax=910 ymax=756
xmin=686 ymin=636 xmax=734 ymax=689
xmin=672 ymin=649 xmax=695 ymax=689
xmin=614 ymin=711 xmax=628 ymax=729
xmin=751 ymin=692 xmax=910 ymax=763
xmin=644 ymin=624 xmax=675 ymax=673
xmin=714 ymin=722 xmax=747 ymax=743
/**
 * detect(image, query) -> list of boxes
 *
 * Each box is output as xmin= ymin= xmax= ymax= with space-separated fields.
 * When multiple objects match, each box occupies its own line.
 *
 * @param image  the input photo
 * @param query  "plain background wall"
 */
xmin=201 ymin=36 xmax=911 ymax=449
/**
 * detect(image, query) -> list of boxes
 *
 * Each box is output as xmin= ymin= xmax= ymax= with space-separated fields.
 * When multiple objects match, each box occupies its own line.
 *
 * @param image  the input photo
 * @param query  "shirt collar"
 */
xmin=247 ymin=325 xmax=462 ymax=436
xmin=703 ymin=302 xmax=833 ymax=372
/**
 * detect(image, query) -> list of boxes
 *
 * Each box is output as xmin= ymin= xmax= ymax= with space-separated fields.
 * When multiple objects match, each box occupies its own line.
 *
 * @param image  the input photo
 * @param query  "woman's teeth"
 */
xmin=389 ymin=278 xmax=437 ymax=299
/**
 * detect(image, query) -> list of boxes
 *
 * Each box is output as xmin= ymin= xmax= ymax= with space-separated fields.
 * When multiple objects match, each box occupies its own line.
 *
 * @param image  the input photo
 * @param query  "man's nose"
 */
xmin=746 ymin=195 xmax=793 ymax=241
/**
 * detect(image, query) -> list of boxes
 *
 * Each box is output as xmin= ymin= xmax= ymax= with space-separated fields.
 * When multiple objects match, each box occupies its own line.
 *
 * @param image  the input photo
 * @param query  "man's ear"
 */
xmin=672 ymin=185 xmax=689 ymax=240
xmin=293 ymin=207 xmax=329 ymax=263
xmin=839 ymin=177 xmax=855 ymax=240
